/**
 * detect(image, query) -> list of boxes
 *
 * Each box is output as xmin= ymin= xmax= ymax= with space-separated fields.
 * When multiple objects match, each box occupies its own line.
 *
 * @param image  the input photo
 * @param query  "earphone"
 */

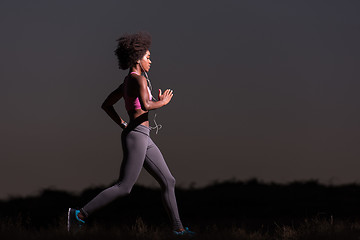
xmin=139 ymin=61 xmax=163 ymax=134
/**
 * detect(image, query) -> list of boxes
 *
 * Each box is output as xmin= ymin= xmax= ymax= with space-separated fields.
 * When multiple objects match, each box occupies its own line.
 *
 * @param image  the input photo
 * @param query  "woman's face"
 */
xmin=139 ymin=50 xmax=151 ymax=72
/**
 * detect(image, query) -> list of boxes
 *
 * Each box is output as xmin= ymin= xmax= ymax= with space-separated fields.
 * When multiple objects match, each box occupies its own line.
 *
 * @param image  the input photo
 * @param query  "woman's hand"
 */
xmin=158 ymin=89 xmax=174 ymax=106
xmin=120 ymin=121 xmax=128 ymax=129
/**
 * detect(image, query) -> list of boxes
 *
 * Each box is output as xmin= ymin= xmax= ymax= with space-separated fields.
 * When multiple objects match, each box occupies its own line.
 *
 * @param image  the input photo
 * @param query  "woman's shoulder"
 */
xmin=128 ymin=73 xmax=147 ymax=86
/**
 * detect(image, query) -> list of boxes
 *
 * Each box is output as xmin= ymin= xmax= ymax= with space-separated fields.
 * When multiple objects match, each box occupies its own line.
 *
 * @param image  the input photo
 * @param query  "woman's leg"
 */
xmin=80 ymin=129 xmax=148 ymax=217
xmin=143 ymin=138 xmax=184 ymax=230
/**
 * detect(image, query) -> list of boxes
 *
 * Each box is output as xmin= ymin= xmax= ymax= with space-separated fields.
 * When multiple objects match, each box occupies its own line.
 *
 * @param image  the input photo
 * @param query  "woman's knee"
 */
xmin=115 ymin=182 xmax=133 ymax=195
xmin=166 ymin=175 xmax=176 ymax=189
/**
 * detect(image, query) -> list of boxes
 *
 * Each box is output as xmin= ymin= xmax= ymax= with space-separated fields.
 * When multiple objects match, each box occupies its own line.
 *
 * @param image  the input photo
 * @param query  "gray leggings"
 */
xmin=80 ymin=125 xmax=183 ymax=230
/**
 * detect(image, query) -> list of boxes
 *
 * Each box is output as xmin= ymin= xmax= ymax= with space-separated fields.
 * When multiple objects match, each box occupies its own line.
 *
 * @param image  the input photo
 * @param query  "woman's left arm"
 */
xmin=101 ymin=84 xmax=127 ymax=129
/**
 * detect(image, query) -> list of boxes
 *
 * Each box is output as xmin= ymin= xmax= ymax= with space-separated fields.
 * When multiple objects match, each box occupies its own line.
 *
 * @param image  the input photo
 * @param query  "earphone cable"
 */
xmin=140 ymin=64 xmax=162 ymax=134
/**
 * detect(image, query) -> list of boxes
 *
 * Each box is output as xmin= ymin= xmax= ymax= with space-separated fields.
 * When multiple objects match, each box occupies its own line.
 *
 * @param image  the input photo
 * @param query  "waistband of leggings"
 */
xmin=135 ymin=124 xmax=150 ymax=131
xmin=125 ymin=124 xmax=150 ymax=135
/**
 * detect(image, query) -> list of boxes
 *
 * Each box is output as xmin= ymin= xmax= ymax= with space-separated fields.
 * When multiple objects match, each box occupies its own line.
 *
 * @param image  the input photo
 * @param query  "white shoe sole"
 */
xmin=67 ymin=208 xmax=71 ymax=232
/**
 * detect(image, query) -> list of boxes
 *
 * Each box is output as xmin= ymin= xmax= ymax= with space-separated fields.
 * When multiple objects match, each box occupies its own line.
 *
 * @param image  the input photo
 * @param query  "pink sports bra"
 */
xmin=124 ymin=72 xmax=152 ymax=111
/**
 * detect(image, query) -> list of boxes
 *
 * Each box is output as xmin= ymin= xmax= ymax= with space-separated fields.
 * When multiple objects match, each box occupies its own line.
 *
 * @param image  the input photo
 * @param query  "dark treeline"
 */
xmin=2 ymin=179 xmax=360 ymax=230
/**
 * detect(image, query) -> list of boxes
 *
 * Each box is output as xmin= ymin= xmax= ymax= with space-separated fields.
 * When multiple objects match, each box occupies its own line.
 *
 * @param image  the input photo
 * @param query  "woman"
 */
xmin=67 ymin=32 xmax=194 ymax=236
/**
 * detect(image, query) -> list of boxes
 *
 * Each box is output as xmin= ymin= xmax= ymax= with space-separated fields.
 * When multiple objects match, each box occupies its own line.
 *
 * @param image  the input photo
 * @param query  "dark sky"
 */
xmin=1 ymin=0 xmax=360 ymax=199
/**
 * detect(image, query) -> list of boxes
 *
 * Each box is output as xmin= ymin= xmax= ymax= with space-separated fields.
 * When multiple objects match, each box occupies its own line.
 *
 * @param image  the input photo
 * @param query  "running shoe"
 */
xmin=173 ymin=227 xmax=196 ymax=237
xmin=67 ymin=208 xmax=85 ymax=233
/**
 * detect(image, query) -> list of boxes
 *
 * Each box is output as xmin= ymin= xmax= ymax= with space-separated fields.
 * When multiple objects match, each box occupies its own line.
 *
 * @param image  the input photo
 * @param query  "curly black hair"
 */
xmin=114 ymin=32 xmax=152 ymax=70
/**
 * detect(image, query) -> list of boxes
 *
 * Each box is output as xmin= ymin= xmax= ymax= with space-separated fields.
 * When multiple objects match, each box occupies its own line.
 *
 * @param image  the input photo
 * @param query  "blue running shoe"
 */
xmin=173 ymin=227 xmax=196 ymax=237
xmin=67 ymin=208 xmax=85 ymax=233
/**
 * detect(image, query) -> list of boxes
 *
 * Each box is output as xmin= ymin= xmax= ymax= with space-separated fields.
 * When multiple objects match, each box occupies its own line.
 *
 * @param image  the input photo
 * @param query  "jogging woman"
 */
xmin=67 ymin=32 xmax=194 ymax=236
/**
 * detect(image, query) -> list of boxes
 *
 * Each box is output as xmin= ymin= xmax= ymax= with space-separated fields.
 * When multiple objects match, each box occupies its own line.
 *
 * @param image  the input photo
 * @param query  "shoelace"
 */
xmin=75 ymin=210 xmax=85 ymax=224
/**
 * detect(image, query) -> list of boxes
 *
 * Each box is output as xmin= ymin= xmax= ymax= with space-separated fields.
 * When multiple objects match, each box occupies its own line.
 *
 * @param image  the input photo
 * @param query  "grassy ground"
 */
xmin=2 ymin=217 xmax=360 ymax=240
xmin=3 ymin=180 xmax=360 ymax=239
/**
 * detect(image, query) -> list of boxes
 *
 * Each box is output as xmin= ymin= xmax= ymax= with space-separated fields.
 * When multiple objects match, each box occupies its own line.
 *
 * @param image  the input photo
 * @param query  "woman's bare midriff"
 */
xmin=128 ymin=110 xmax=150 ymax=127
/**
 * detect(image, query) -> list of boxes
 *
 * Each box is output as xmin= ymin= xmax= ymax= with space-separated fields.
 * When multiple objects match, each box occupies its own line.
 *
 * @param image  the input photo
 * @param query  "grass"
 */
xmin=2 ymin=217 xmax=360 ymax=240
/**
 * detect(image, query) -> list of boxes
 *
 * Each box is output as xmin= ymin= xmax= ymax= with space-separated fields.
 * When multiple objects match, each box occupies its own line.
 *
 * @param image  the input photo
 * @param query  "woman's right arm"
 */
xmin=101 ymin=84 xmax=127 ymax=129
